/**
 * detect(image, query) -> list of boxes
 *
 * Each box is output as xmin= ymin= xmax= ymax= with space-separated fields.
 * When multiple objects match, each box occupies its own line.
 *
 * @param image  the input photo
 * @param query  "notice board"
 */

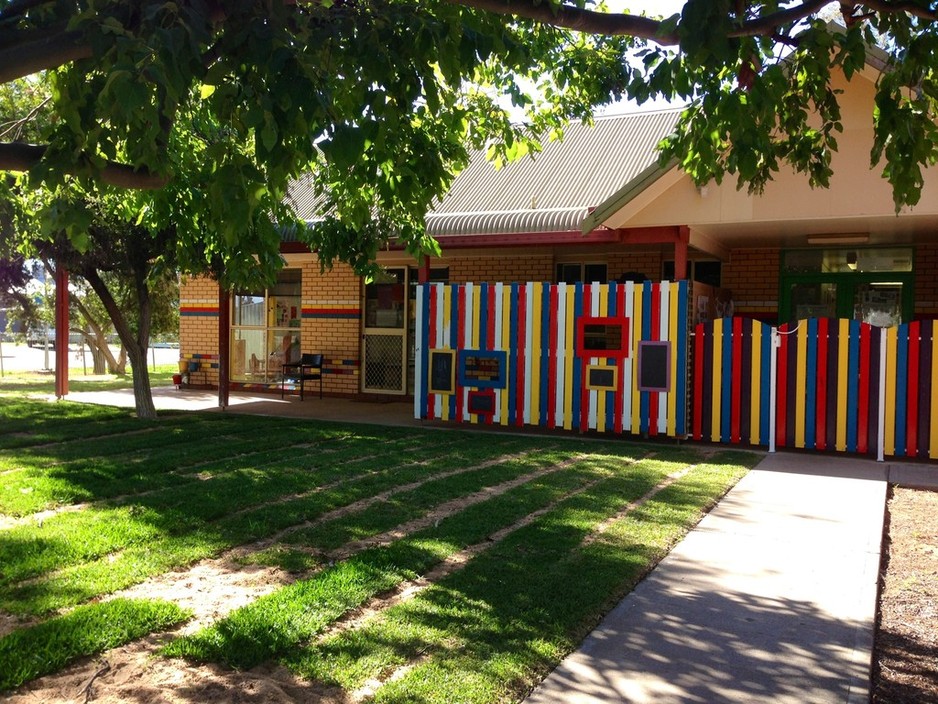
xmin=638 ymin=341 xmax=671 ymax=392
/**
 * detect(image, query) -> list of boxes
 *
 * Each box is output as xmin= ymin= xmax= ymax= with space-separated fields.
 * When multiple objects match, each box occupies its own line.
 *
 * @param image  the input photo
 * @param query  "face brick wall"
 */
xmin=915 ymin=243 xmax=938 ymax=319
xmin=722 ymin=248 xmax=780 ymax=322
xmin=301 ymin=260 xmax=361 ymax=395
xmin=446 ymin=252 xmax=554 ymax=284
xmin=179 ymin=275 xmax=221 ymax=386
xmin=607 ymin=250 xmax=665 ymax=282
xmin=440 ymin=247 xmax=668 ymax=285
xmin=180 ymin=263 xmax=364 ymax=395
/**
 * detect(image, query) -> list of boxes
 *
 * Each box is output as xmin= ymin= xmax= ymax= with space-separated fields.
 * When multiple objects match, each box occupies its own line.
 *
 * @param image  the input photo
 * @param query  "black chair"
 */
xmin=281 ymin=353 xmax=323 ymax=400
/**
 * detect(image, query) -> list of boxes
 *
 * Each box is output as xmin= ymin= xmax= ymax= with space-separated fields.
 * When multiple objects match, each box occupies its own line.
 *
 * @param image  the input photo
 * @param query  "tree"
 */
xmin=0 ymin=255 xmax=38 ymax=335
xmin=1 ymin=1 xmax=938 ymax=415
xmin=2 ymin=73 xmax=181 ymax=415
xmin=24 ymin=199 xmax=180 ymax=418
xmin=1 ymin=2 xmax=934 ymax=270
xmin=65 ymin=268 xmax=178 ymax=376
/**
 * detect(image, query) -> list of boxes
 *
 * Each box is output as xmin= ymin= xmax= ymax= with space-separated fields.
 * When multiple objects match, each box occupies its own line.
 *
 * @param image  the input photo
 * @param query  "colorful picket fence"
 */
xmin=414 ymin=281 xmax=690 ymax=437
xmin=693 ymin=317 xmax=938 ymax=460
xmin=881 ymin=320 xmax=938 ymax=459
xmin=692 ymin=317 xmax=774 ymax=447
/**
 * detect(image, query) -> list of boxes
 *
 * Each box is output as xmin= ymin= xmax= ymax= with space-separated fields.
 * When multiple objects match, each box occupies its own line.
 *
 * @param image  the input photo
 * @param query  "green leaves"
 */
xmin=678 ymin=0 xmax=735 ymax=66
xmin=5 ymin=2 xmax=938 ymax=278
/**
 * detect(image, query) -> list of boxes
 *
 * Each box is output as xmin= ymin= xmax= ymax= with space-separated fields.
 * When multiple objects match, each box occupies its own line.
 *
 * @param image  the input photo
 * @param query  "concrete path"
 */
xmin=526 ymin=454 xmax=917 ymax=704
xmin=57 ymin=385 xmax=421 ymax=427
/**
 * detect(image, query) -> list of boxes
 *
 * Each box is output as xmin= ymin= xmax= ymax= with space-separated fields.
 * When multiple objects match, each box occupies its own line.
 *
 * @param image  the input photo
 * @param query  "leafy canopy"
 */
xmin=1 ymin=1 xmax=938 ymax=284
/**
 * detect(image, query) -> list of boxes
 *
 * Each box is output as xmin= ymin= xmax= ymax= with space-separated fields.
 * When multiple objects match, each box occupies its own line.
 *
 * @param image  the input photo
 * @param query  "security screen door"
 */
xmin=362 ymin=268 xmax=407 ymax=394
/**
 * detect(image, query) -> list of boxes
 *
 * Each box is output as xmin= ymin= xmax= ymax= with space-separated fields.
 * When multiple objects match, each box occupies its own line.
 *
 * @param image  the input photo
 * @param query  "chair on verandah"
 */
xmin=281 ymin=353 xmax=323 ymax=400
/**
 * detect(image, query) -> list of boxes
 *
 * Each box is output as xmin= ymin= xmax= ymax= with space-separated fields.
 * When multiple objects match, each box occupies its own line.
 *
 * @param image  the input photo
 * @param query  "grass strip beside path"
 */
xmin=164 ymin=451 xmax=666 ymax=670
xmin=0 ymin=417 xmax=395 ymax=516
xmin=287 ymin=452 xmax=758 ymax=703
xmin=0 ymin=597 xmax=190 ymax=692
xmin=0 ymin=399 xmax=148 ymax=451
xmin=0 ymin=440 xmax=542 ymax=615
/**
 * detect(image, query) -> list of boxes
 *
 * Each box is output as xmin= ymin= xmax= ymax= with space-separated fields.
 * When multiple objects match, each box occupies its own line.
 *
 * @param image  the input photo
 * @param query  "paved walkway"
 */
xmin=526 ymin=453 xmax=936 ymax=704
xmin=59 ymin=385 xmax=421 ymax=427
xmin=60 ymin=387 xmax=937 ymax=702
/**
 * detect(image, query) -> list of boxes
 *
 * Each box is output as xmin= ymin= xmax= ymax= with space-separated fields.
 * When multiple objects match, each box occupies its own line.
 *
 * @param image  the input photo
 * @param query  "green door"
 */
xmin=780 ymin=248 xmax=913 ymax=326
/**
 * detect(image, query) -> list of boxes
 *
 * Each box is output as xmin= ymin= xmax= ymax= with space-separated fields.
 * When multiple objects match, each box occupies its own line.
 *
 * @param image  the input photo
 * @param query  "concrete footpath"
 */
xmin=526 ymin=454 xmax=937 ymax=704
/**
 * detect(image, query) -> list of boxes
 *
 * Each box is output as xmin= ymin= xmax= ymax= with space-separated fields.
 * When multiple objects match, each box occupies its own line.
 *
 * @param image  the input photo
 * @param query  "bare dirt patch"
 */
xmin=4 ymin=560 xmax=304 ymax=704
xmin=872 ymin=487 xmax=938 ymax=703
xmin=8 ymin=637 xmax=348 ymax=704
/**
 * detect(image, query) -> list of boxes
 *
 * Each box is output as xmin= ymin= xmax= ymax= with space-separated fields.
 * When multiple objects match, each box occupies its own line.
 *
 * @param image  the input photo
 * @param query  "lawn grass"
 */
xmin=0 ymin=395 xmax=761 ymax=700
xmin=0 ymin=597 xmax=190 ymax=692
xmin=292 ymin=454 xmax=753 ymax=703
xmin=1 ymin=435 xmax=536 ymax=616
xmin=163 ymin=452 xmax=650 ymax=668
xmin=0 ymin=363 xmax=179 ymax=397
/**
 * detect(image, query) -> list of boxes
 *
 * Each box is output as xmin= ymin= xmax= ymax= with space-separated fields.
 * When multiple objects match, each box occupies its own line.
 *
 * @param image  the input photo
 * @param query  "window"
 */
xmin=779 ymin=247 xmax=913 ymax=326
xmin=662 ymin=260 xmax=722 ymax=287
xmin=230 ymin=269 xmax=302 ymax=383
xmin=575 ymin=316 xmax=630 ymax=358
xmin=556 ymin=262 xmax=608 ymax=284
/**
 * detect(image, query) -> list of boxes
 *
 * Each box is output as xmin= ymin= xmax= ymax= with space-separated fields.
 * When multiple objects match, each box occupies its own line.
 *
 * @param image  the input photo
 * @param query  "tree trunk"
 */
xmin=112 ymin=346 xmax=127 ymax=375
xmin=82 ymin=334 xmax=107 ymax=374
xmin=73 ymin=296 xmax=123 ymax=374
xmin=125 ymin=339 xmax=155 ymax=419
xmin=81 ymin=267 xmax=157 ymax=419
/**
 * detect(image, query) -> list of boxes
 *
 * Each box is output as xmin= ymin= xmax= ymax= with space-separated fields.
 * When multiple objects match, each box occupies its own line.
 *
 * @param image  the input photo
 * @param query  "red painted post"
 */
xmin=54 ymin=266 xmax=69 ymax=398
xmin=218 ymin=285 xmax=230 ymax=409
xmin=418 ymin=255 xmax=430 ymax=284
xmin=674 ymin=227 xmax=690 ymax=281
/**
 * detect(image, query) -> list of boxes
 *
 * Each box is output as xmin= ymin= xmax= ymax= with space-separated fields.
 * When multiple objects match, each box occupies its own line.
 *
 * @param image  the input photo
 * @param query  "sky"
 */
xmin=606 ymin=1 xmax=686 ymax=18
xmin=593 ymin=0 xmax=688 ymax=115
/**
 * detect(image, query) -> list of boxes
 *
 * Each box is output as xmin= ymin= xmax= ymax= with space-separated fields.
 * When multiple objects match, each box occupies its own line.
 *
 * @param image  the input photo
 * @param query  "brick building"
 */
xmin=179 ymin=60 xmax=938 ymax=402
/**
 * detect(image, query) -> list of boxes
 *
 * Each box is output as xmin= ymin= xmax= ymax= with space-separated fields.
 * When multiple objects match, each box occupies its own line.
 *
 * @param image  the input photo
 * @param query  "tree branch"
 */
xmin=859 ymin=0 xmax=938 ymax=21
xmin=0 ymin=142 xmax=169 ymax=189
xmin=446 ymin=0 xmax=676 ymax=43
xmin=447 ymin=0 xmax=937 ymax=44
xmin=0 ymin=96 xmax=50 ymax=140
xmin=726 ymin=0 xmax=832 ymax=38
xmin=0 ymin=28 xmax=91 ymax=84
xmin=0 ymin=0 xmax=55 ymax=23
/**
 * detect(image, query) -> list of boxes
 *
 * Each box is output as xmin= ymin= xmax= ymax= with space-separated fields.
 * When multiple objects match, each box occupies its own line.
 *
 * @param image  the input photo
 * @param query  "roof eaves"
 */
xmin=580 ymin=157 xmax=678 ymax=235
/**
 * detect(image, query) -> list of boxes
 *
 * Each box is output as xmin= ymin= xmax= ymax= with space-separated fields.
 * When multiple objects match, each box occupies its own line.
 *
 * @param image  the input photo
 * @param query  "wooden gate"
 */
xmin=692 ymin=317 xmax=938 ymax=460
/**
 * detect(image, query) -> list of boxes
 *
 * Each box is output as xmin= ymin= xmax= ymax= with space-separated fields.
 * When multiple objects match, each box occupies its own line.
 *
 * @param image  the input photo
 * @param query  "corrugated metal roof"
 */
xmin=284 ymin=172 xmax=329 ymax=227
xmin=283 ymin=108 xmax=681 ymax=239
xmin=427 ymin=108 xmax=680 ymax=236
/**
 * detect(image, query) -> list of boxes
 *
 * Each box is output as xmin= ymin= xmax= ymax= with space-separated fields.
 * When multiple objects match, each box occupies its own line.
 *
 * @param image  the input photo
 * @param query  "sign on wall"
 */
xmin=458 ymin=350 xmax=507 ymax=389
xmin=429 ymin=349 xmax=455 ymax=395
xmin=638 ymin=341 xmax=671 ymax=392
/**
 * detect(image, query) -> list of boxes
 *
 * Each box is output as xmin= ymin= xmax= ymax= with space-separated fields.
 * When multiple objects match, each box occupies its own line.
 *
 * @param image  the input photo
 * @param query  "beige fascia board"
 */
xmin=580 ymin=157 xmax=679 ymax=235
xmin=688 ymin=229 xmax=730 ymax=261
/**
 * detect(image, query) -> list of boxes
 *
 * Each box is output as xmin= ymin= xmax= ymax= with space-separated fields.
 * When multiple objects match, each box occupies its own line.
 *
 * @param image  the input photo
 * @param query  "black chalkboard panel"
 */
xmin=638 ymin=341 xmax=671 ymax=392
xmin=587 ymin=366 xmax=617 ymax=390
xmin=429 ymin=350 xmax=455 ymax=394
xmin=468 ymin=390 xmax=496 ymax=415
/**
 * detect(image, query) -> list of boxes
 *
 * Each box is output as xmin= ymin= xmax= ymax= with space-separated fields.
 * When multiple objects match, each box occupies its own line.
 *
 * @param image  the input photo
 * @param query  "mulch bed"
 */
xmin=872 ymin=486 xmax=938 ymax=703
